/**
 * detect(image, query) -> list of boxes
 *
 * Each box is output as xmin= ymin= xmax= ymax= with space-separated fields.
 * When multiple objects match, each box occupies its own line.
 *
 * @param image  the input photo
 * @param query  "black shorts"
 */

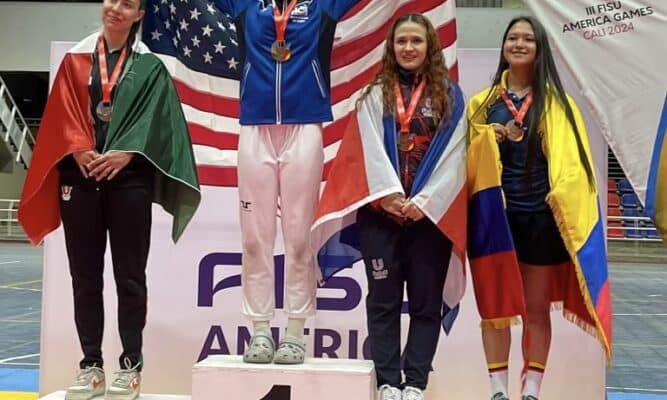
xmin=507 ymin=211 xmax=570 ymax=266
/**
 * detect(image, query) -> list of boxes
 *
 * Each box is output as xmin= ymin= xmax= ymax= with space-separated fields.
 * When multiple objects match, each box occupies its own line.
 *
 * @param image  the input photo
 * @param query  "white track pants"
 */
xmin=238 ymin=124 xmax=323 ymax=320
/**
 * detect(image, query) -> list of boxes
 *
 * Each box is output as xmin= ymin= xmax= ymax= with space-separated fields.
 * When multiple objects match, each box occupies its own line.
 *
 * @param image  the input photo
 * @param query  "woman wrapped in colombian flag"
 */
xmin=466 ymin=16 xmax=611 ymax=400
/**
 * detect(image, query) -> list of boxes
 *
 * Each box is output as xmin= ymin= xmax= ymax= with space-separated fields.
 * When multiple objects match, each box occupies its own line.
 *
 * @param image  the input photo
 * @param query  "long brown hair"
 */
xmin=357 ymin=13 xmax=451 ymax=125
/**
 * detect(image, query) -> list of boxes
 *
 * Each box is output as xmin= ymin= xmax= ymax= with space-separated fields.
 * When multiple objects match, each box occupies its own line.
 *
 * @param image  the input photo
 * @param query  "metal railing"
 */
xmin=607 ymin=215 xmax=663 ymax=242
xmin=0 ymin=75 xmax=36 ymax=169
xmin=0 ymin=198 xmax=26 ymax=239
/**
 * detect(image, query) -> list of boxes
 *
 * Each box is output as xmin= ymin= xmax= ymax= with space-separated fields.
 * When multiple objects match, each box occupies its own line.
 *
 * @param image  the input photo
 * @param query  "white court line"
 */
xmin=613 ymin=313 xmax=667 ymax=316
xmin=0 ymin=361 xmax=39 ymax=367
xmin=606 ymin=386 xmax=667 ymax=393
xmin=0 ymin=261 xmax=21 ymax=265
xmin=0 ymin=285 xmax=41 ymax=292
xmin=0 ymin=353 xmax=40 ymax=364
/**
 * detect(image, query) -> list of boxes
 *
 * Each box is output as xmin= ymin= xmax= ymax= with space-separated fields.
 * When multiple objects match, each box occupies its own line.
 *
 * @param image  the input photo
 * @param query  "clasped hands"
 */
xmin=380 ymin=193 xmax=424 ymax=222
xmin=72 ymin=150 xmax=134 ymax=181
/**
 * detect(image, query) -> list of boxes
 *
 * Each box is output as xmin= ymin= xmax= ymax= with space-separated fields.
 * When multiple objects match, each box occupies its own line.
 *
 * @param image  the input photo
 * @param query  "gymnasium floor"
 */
xmin=1 ymin=242 xmax=665 ymax=400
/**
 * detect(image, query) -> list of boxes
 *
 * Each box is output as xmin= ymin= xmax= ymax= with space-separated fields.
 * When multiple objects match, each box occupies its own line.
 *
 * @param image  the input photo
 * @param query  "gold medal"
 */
xmin=271 ymin=40 xmax=292 ymax=62
xmin=271 ymin=0 xmax=298 ymax=62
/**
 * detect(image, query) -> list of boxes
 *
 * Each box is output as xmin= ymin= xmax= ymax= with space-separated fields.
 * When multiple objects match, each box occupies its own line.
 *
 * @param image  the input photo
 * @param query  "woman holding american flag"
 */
xmin=212 ymin=0 xmax=361 ymax=365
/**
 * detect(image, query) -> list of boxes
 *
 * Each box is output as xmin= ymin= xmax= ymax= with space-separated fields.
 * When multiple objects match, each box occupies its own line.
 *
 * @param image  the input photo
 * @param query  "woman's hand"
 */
xmin=87 ymin=152 xmax=135 ymax=181
xmin=72 ymin=150 xmax=100 ymax=178
xmin=401 ymin=200 xmax=424 ymax=222
xmin=380 ymin=193 xmax=407 ymax=218
xmin=491 ymin=123 xmax=508 ymax=143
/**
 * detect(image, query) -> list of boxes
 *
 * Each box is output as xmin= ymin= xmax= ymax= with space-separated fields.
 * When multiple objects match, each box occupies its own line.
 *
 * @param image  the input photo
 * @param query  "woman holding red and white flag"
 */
xmin=312 ymin=13 xmax=467 ymax=400
xmin=18 ymin=0 xmax=200 ymax=398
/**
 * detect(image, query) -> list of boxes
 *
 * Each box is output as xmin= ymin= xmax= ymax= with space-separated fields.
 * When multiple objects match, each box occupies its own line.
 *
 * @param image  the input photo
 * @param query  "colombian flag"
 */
xmin=468 ymin=74 xmax=612 ymax=361
xmin=646 ymin=94 xmax=667 ymax=242
xmin=467 ymin=124 xmax=526 ymax=329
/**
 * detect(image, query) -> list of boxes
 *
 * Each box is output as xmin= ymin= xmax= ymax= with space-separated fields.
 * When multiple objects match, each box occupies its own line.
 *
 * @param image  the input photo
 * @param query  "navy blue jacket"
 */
xmin=214 ymin=0 xmax=359 ymax=125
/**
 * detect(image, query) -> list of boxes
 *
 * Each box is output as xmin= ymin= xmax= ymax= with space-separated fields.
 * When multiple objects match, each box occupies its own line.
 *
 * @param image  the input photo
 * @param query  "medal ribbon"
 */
xmin=498 ymin=87 xmax=533 ymax=127
xmin=273 ymin=0 xmax=299 ymax=46
xmin=97 ymin=35 xmax=128 ymax=106
xmin=393 ymin=78 xmax=427 ymax=134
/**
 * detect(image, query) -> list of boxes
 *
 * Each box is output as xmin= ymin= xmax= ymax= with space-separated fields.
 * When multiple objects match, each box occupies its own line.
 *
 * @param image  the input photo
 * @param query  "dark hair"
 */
xmin=357 ymin=13 xmax=451 ymax=125
xmin=477 ymin=16 xmax=595 ymax=188
xmin=126 ymin=0 xmax=147 ymax=47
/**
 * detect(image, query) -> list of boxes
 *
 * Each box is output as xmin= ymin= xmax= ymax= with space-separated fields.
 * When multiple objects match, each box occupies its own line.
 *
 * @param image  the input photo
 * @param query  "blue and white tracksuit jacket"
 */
xmin=214 ymin=0 xmax=360 ymax=125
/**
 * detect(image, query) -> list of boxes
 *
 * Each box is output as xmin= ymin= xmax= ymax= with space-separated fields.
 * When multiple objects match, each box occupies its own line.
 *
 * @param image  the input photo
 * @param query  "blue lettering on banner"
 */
xmin=198 ymin=325 xmax=372 ymax=361
xmin=198 ymin=252 xmax=363 ymax=311
xmin=196 ymin=252 xmax=396 ymax=361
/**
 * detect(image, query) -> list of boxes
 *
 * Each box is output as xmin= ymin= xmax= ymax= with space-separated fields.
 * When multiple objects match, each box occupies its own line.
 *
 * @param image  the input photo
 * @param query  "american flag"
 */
xmin=142 ymin=0 xmax=458 ymax=186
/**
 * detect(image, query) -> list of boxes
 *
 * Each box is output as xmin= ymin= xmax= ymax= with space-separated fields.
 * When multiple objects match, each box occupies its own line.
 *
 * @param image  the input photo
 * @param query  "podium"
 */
xmin=39 ymin=391 xmax=191 ymax=399
xmin=192 ymin=356 xmax=376 ymax=400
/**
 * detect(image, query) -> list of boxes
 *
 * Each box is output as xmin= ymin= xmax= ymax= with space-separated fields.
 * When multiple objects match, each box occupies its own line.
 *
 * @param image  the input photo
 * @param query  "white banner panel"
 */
xmin=41 ymin=43 xmax=607 ymax=399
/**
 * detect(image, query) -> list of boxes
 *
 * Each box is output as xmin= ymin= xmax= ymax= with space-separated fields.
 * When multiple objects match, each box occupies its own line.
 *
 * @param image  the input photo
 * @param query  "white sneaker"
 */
xmin=378 ymin=384 xmax=402 ymax=400
xmin=105 ymin=359 xmax=141 ymax=400
xmin=64 ymin=366 xmax=105 ymax=400
xmin=402 ymin=386 xmax=424 ymax=400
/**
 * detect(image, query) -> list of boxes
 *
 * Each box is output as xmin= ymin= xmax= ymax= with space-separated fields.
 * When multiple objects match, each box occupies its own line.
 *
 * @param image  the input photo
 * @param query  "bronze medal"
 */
xmin=498 ymin=87 xmax=532 ymax=143
xmin=398 ymin=134 xmax=415 ymax=152
xmin=505 ymin=119 xmax=525 ymax=142
xmin=394 ymin=79 xmax=426 ymax=153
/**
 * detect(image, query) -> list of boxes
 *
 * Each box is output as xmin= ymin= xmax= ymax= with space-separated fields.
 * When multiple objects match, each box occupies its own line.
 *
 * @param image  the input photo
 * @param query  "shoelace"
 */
xmin=380 ymin=386 xmax=401 ymax=400
xmin=402 ymin=386 xmax=423 ymax=400
xmin=75 ymin=367 xmax=100 ymax=385
xmin=112 ymin=369 xmax=137 ymax=387
xmin=112 ymin=357 xmax=140 ymax=387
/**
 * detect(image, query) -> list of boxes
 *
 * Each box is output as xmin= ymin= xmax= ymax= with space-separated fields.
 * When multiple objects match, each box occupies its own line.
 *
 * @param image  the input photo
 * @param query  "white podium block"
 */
xmin=192 ymin=356 xmax=376 ymax=400
xmin=40 ymin=391 xmax=191 ymax=400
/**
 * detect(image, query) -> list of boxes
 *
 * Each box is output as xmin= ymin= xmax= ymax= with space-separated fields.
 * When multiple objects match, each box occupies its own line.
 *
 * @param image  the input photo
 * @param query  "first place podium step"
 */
xmin=192 ymin=355 xmax=376 ymax=400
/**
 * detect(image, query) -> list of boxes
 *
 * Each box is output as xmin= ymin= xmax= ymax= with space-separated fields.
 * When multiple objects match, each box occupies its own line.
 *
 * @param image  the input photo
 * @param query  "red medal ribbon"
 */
xmin=498 ymin=87 xmax=533 ymax=127
xmin=97 ymin=35 xmax=128 ymax=106
xmin=393 ymin=78 xmax=427 ymax=134
xmin=273 ymin=0 xmax=299 ymax=46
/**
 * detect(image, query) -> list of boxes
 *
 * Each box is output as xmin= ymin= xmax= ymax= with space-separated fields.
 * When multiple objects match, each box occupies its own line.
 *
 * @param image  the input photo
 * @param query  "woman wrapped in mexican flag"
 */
xmin=18 ymin=0 xmax=200 ymax=398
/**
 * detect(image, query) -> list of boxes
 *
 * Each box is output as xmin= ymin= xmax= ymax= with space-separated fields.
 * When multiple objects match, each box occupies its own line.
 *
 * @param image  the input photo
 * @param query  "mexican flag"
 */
xmin=19 ymin=33 xmax=201 ymax=244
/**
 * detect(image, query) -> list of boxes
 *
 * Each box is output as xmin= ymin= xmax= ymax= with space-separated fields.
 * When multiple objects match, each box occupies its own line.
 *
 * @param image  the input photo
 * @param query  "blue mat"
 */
xmin=0 ymin=368 xmax=39 ymax=392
